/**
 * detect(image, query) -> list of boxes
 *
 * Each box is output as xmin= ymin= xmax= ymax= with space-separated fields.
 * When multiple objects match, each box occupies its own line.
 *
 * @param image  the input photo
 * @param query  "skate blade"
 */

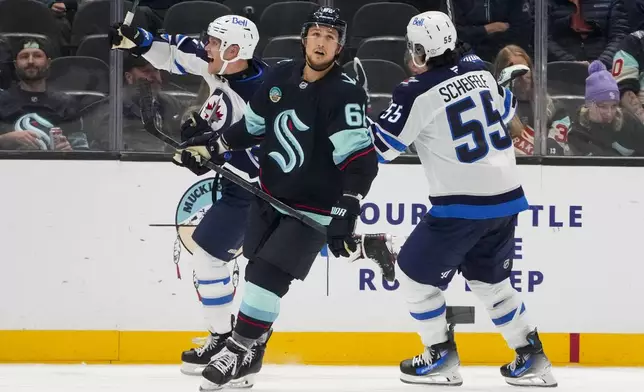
xmin=180 ymin=362 xmax=206 ymax=376
xmin=198 ymin=375 xmax=255 ymax=391
xmin=228 ymin=374 xmax=256 ymax=389
xmin=199 ymin=379 xmax=224 ymax=391
xmin=505 ymin=369 xmax=558 ymax=388
xmin=400 ymin=371 xmax=463 ymax=386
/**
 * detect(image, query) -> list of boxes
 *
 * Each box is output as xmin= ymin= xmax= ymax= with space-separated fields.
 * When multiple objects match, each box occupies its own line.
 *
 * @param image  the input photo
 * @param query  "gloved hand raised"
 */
xmin=109 ymin=23 xmax=152 ymax=54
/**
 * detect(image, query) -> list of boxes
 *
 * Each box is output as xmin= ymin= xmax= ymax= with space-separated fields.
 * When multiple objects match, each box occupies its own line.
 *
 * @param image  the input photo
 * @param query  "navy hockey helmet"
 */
xmin=300 ymin=6 xmax=347 ymax=47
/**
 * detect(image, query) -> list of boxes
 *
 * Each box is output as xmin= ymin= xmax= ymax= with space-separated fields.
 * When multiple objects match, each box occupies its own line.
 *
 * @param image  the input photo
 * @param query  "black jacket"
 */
xmin=452 ymin=0 xmax=533 ymax=62
xmin=568 ymin=108 xmax=644 ymax=155
xmin=548 ymin=0 xmax=629 ymax=68
xmin=625 ymin=0 xmax=644 ymax=31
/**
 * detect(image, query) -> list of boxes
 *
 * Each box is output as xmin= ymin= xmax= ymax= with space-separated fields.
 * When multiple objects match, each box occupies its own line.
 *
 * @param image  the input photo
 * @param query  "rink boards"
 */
xmin=1 ymin=161 xmax=643 ymax=366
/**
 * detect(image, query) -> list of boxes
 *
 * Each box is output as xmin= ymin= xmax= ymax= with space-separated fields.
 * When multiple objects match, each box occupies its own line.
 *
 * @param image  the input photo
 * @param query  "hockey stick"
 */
xmin=124 ymin=0 xmax=140 ymax=26
xmin=137 ymin=81 xmax=397 ymax=281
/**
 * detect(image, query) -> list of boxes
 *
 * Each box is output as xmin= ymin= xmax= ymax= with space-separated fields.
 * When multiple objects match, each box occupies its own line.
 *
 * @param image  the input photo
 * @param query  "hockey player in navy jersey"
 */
xmin=109 ymin=15 xmax=270 ymax=386
xmin=371 ymin=11 xmax=557 ymax=388
xmin=174 ymin=6 xmax=378 ymax=390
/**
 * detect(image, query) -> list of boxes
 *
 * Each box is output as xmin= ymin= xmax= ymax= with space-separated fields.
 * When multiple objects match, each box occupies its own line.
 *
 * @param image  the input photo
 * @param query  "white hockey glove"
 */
xmin=497 ymin=64 xmax=530 ymax=88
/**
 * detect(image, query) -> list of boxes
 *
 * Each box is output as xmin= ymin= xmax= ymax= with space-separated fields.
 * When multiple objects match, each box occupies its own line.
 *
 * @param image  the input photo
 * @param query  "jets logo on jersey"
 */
xmin=269 ymin=109 xmax=309 ymax=173
xmin=200 ymin=88 xmax=234 ymax=132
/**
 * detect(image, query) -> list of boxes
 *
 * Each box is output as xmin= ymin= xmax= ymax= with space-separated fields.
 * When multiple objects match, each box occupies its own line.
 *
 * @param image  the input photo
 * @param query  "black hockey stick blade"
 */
xmin=445 ymin=306 xmax=475 ymax=325
xmin=360 ymin=234 xmax=396 ymax=282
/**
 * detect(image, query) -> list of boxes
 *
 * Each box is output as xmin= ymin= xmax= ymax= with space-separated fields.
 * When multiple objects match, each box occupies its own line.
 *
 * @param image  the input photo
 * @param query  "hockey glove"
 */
xmin=109 ymin=23 xmax=152 ymax=55
xmin=172 ymin=132 xmax=229 ymax=176
xmin=180 ymin=112 xmax=212 ymax=142
xmin=327 ymin=193 xmax=362 ymax=258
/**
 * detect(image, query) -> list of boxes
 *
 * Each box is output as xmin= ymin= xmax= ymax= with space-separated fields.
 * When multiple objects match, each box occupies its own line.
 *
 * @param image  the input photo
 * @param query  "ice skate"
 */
xmin=399 ymin=325 xmax=463 ymax=386
xmin=199 ymin=337 xmax=252 ymax=391
xmin=227 ymin=329 xmax=272 ymax=389
xmin=181 ymin=316 xmax=234 ymax=376
xmin=501 ymin=329 xmax=558 ymax=388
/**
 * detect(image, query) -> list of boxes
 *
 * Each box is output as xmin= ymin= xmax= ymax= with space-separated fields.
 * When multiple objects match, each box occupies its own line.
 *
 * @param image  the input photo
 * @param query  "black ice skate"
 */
xmin=501 ymin=329 xmax=558 ymax=387
xmin=199 ymin=337 xmax=252 ymax=391
xmin=399 ymin=325 xmax=463 ymax=386
xmin=228 ymin=329 xmax=273 ymax=389
xmin=180 ymin=331 xmax=232 ymax=375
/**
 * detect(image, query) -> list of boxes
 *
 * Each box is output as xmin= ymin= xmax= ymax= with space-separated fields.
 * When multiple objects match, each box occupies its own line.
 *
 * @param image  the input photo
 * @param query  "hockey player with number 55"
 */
xmin=371 ymin=11 xmax=557 ymax=387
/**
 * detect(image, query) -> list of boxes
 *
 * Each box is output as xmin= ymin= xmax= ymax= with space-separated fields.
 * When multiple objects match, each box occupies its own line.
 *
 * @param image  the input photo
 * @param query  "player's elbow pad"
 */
xmin=342 ymin=148 xmax=379 ymax=197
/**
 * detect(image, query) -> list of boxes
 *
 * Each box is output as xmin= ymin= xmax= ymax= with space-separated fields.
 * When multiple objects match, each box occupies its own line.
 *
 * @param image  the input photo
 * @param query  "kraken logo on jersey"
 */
xmin=269 ymin=109 xmax=310 ymax=173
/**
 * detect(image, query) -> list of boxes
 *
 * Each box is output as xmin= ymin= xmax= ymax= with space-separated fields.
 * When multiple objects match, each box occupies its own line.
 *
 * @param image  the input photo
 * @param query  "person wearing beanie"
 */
xmin=566 ymin=60 xmax=644 ymax=155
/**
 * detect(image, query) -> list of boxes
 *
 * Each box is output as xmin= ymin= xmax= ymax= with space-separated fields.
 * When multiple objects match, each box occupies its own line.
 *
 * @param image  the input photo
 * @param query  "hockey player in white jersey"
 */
xmin=371 ymin=11 xmax=557 ymax=387
xmin=109 ymin=15 xmax=271 ymax=386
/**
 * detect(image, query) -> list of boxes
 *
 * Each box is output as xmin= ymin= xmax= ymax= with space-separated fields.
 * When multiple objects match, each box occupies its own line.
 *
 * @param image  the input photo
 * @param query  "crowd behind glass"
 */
xmin=1 ymin=0 xmax=643 ymax=158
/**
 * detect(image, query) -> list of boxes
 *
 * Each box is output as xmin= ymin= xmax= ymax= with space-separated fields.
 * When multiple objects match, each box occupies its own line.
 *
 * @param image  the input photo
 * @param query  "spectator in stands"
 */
xmin=0 ymin=37 xmax=11 ymax=90
xmin=548 ymin=0 xmax=629 ymax=69
xmin=624 ymin=0 xmax=644 ymax=31
xmin=36 ymin=0 xmax=77 ymax=47
xmin=612 ymin=30 xmax=644 ymax=124
xmin=493 ymin=45 xmax=571 ymax=155
xmin=86 ymin=54 xmax=183 ymax=152
xmin=0 ymin=38 xmax=86 ymax=150
xmin=567 ymin=60 xmax=644 ymax=155
xmin=396 ymin=0 xmax=443 ymax=12
xmin=451 ymin=0 xmax=533 ymax=62
xmin=138 ymin=0 xmax=188 ymax=32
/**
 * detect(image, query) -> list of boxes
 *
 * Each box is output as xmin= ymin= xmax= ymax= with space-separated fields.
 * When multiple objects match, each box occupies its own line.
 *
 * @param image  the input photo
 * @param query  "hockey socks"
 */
xmin=234 ymin=282 xmax=280 ymax=341
xmin=192 ymin=246 xmax=235 ymax=335
xmin=467 ymin=279 xmax=532 ymax=349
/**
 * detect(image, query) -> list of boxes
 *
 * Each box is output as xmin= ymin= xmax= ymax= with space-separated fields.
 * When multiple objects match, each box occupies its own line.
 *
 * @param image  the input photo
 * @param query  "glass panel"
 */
xmin=543 ymin=0 xmax=644 ymax=157
xmin=117 ymin=1 xmax=204 ymax=152
xmin=0 ymin=0 xmax=110 ymax=152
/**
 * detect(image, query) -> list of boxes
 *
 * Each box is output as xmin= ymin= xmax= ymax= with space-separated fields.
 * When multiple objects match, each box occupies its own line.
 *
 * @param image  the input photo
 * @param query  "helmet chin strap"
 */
xmin=214 ymin=40 xmax=241 ymax=75
xmin=410 ymin=48 xmax=428 ymax=69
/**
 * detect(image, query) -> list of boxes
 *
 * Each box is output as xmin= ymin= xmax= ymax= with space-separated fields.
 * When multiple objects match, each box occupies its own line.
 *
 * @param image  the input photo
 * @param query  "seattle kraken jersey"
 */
xmin=371 ymin=55 xmax=528 ymax=219
xmin=233 ymin=60 xmax=373 ymax=223
xmin=143 ymin=33 xmax=266 ymax=181
xmin=613 ymin=30 xmax=644 ymax=106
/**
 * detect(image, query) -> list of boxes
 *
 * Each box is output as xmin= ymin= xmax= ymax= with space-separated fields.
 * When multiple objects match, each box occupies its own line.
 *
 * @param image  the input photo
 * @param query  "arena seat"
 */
xmin=343 ymin=59 xmax=407 ymax=94
xmin=163 ymin=1 xmax=232 ymax=36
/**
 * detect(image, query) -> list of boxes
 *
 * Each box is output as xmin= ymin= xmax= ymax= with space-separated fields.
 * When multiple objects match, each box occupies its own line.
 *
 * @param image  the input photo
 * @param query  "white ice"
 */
xmin=0 ymin=364 xmax=642 ymax=392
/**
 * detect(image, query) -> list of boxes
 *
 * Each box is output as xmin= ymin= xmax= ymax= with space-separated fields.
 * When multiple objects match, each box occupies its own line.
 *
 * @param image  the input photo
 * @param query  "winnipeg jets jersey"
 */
xmin=143 ymin=33 xmax=266 ymax=181
xmin=371 ymin=55 xmax=528 ymax=219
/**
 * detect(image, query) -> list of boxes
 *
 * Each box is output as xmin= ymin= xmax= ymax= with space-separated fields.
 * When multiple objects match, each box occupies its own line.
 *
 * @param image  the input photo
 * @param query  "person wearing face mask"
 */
xmin=567 ymin=60 xmax=644 ymax=155
xmin=109 ymin=15 xmax=271 ymax=388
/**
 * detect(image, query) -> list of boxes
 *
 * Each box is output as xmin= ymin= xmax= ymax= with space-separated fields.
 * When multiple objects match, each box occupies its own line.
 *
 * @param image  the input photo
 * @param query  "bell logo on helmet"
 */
xmin=412 ymin=17 xmax=424 ymax=26
xmin=231 ymin=16 xmax=248 ymax=27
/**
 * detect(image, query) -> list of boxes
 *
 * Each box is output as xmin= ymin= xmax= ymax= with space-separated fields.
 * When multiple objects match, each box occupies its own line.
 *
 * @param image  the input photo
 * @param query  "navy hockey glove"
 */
xmin=109 ymin=23 xmax=152 ymax=56
xmin=327 ymin=193 xmax=362 ymax=258
xmin=180 ymin=112 xmax=211 ymax=142
xmin=172 ymin=132 xmax=228 ymax=176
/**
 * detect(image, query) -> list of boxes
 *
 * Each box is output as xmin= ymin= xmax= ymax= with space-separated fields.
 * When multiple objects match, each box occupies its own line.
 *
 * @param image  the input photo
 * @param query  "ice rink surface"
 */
xmin=0 ymin=364 xmax=642 ymax=392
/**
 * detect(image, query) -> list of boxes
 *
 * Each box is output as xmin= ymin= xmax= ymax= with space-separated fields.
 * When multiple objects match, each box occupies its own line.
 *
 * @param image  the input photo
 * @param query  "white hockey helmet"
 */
xmin=206 ymin=15 xmax=259 ymax=74
xmin=406 ymin=11 xmax=457 ymax=68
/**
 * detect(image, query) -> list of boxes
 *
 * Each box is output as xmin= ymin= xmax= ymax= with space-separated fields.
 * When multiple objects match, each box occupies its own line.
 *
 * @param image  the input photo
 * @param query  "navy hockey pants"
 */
xmin=397 ymin=213 xmax=518 ymax=287
xmin=192 ymin=177 xmax=254 ymax=261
